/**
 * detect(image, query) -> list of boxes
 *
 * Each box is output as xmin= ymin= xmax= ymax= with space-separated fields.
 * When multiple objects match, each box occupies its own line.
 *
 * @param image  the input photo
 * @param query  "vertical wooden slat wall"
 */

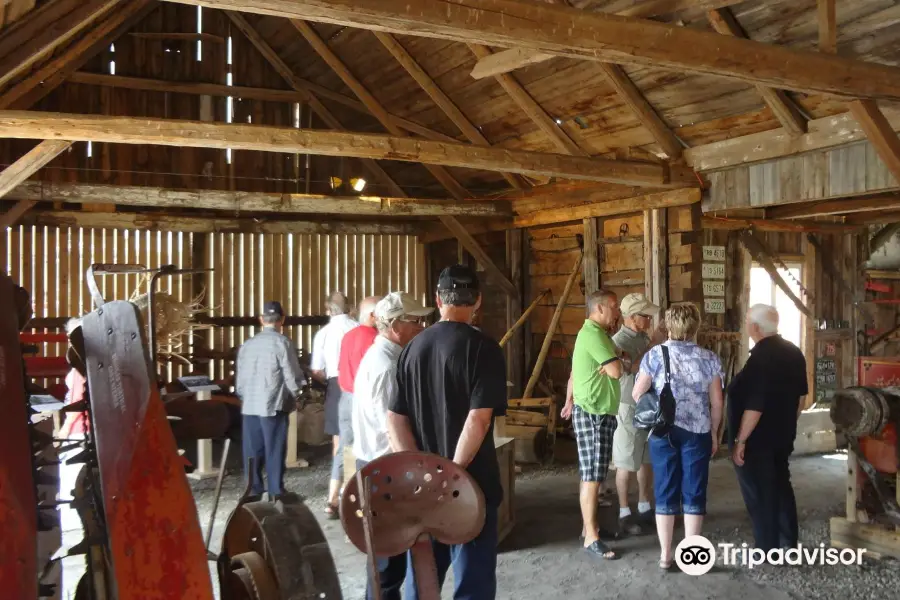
xmin=3 ymin=225 xmax=426 ymax=383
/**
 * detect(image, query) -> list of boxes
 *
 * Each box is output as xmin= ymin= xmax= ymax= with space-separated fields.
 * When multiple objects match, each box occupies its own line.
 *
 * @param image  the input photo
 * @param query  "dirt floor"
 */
xmin=185 ymin=447 xmax=899 ymax=600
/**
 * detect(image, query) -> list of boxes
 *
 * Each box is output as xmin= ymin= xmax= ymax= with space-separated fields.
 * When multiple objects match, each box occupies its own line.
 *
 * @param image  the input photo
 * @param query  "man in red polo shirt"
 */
xmin=325 ymin=295 xmax=380 ymax=518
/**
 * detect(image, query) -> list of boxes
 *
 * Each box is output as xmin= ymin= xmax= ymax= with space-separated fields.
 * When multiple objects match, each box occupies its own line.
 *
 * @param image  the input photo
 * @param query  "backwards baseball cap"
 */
xmin=375 ymin=291 xmax=433 ymax=322
xmin=620 ymin=293 xmax=660 ymax=318
xmin=262 ymin=301 xmax=285 ymax=317
xmin=436 ymin=264 xmax=480 ymax=292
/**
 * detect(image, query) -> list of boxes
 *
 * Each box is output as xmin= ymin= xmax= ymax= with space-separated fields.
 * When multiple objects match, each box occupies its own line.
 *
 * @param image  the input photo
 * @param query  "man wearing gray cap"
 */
xmin=235 ymin=301 xmax=306 ymax=500
xmin=352 ymin=291 xmax=432 ymax=600
xmin=611 ymin=292 xmax=664 ymax=535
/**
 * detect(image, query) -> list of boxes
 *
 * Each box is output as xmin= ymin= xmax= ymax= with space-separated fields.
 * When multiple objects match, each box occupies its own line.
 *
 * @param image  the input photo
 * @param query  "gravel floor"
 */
xmin=188 ymin=447 xmax=900 ymax=600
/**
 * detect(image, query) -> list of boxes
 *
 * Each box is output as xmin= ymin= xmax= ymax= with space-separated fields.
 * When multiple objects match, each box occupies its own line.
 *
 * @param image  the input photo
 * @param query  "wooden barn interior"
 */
xmin=4 ymin=0 xmax=900 ymax=598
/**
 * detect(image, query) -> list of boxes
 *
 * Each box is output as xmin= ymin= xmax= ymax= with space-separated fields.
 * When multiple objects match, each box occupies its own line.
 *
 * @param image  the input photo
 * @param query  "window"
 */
xmin=748 ymin=262 xmax=804 ymax=349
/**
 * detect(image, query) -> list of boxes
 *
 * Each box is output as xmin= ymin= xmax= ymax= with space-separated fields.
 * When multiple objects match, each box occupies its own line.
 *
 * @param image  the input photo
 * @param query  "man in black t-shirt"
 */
xmin=388 ymin=264 xmax=507 ymax=600
xmin=727 ymin=304 xmax=808 ymax=552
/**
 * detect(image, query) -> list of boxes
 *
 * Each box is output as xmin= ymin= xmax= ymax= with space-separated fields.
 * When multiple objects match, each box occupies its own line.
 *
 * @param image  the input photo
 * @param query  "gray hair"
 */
xmin=326 ymin=291 xmax=348 ymax=315
xmin=587 ymin=289 xmax=616 ymax=315
xmin=438 ymin=288 xmax=478 ymax=307
xmin=64 ymin=317 xmax=82 ymax=334
xmin=747 ymin=303 xmax=779 ymax=335
xmin=261 ymin=314 xmax=281 ymax=325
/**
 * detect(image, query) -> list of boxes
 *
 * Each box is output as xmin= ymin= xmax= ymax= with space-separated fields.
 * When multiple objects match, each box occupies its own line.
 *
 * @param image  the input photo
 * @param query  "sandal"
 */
xmin=584 ymin=539 xmax=618 ymax=560
xmin=659 ymin=558 xmax=673 ymax=571
xmin=324 ymin=502 xmax=339 ymax=520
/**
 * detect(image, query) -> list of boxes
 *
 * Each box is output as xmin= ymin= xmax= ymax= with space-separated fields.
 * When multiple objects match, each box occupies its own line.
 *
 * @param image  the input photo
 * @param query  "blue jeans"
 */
xmin=404 ymin=504 xmax=498 ymax=600
xmin=649 ymin=426 xmax=712 ymax=515
xmin=242 ymin=412 xmax=289 ymax=498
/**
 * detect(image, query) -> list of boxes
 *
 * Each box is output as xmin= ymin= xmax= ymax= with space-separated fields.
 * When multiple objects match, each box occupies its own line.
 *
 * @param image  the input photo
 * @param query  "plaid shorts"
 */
xmin=572 ymin=405 xmax=617 ymax=482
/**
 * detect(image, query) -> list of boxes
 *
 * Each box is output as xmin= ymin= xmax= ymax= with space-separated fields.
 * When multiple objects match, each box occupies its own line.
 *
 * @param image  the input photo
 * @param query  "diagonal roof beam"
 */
xmin=168 ymin=0 xmax=900 ymax=100
xmin=373 ymin=31 xmax=527 ymax=191
xmin=0 ymin=0 xmax=120 ymax=92
xmin=0 ymin=139 xmax=72 ymax=227
xmin=225 ymin=11 xmax=407 ymax=197
xmin=292 ymin=19 xmax=520 ymax=296
xmin=469 ymin=0 xmax=747 ymax=79
xmin=291 ymin=19 xmax=472 ymax=200
xmin=0 ymin=0 xmax=156 ymax=110
xmin=467 ymin=43 xmax=589 ymax=158
xmin=707 ymin=7 xmax=808 ymax=136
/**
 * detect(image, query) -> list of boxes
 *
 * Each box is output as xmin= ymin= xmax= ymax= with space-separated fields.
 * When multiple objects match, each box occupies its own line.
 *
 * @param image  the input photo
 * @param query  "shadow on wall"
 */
xmin=865 ymin=225 xmax=900 ymax=270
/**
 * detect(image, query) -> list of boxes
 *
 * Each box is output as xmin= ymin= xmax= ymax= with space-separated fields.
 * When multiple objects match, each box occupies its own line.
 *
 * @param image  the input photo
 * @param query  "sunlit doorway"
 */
xmin=748 ymin=262 xmax=804 ymax=349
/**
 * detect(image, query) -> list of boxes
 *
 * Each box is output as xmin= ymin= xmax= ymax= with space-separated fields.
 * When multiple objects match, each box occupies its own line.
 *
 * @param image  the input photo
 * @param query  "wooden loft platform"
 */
xmin=2 ymin=1 xmax=900 ymax=241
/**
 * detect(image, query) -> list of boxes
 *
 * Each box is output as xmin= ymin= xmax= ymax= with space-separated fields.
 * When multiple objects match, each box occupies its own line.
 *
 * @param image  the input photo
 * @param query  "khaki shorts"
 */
xmin=612 ymin=399 xmax=651 ymax=471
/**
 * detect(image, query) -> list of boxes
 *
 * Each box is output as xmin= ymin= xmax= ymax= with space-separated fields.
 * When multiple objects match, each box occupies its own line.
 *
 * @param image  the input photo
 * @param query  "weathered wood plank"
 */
xmin=0 ymin=110 xmax=682 ymax=187
xmin=0 ymin=140 xmax=72 ymax=199
xmin=171 ymin=0 xmax=900 ymax=101
xmin=4 ymin=181 xmax=510 ymax=217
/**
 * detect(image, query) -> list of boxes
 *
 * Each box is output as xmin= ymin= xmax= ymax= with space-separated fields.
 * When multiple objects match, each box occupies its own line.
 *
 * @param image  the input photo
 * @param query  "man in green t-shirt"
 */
xmin=562 ymin=289 xmax=624 ymax=561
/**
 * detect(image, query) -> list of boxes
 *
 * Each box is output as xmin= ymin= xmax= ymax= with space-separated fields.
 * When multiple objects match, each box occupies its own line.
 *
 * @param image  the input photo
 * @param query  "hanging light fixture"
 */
xmin=329 ymin=176 xmax=343 ymax=190
xmin=350 ymin=177 xmax=367 ymax=192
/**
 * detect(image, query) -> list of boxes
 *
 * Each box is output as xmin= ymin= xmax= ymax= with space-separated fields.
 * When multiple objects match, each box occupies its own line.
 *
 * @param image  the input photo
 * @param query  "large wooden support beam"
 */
xmin=513 ymin=187 xmax=700 ymax=229
xmin=818 ymin=0 xmax=837 ymax=54
xmin=21 ymin=210 xmax=419 ymax=235
xmin=0 ymin=0 xmax=119 ymax=91
xmin=706 ymin=8 xmax=807 ymax=136
xmin=4 ymin=181 xmax=511 ymax=217
xmin=848 ymin=99 xmax=900 ymax=185
xmin=373 ymin=31 xmax=525 ymax=190
xmin=702 ymin=215 xmax=856 ymax=233
xmin=468 ymin=0 xmax=745 ymax=79
xmin=0 ymin=111 xmax=683 ymax=187
xmin=870 ymin=223 xmax=900 ymax=254
xmin=684 ymin=107 xmax=900 ymax=172
xmin=0 ymin=140 xmax=71 ymax=198
xmin=0 ymin=0 xmax=155 ymax=110
xmin=766 ymin=193 xmax=900 ymax=220
xmin=168 ymin=0 xmax=900 ymax=100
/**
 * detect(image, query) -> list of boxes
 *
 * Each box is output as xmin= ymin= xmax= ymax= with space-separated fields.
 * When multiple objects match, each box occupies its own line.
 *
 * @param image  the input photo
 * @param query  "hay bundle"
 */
xmin=129 ymin=277 xmax=212 ymax=365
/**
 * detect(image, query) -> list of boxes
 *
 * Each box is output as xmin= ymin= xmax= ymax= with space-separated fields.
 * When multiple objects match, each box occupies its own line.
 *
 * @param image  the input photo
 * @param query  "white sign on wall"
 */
xmin=702 ymin=263 xmax=726 ymax=279
xmin=702 ymin=246 xmax=726 ymax=262
xmin=704 ymin=298 xmax=726 ymax=314
xmin=702 ymin=281 xmax=725 ymax=296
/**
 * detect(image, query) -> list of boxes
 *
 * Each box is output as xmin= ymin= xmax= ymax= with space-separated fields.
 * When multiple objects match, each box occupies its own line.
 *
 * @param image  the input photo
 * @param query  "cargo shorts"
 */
xmin=612 ymin=398 xmax=651 ymax=472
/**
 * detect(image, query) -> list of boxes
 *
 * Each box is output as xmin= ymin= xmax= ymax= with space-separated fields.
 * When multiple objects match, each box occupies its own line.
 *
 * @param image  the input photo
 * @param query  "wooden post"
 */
xmin=523 ymin=253 xmax=583 ymax=399
xmin=651 ymin=208 xmax=668 ymax=308
xmin=801 ymin=235 xmax=817 ymax=410
xmin=505 ymin=229 xmax=524 ymax=397
xmin=187 ymin=390 xmax=219 ymax=481
xmin=583 ymin=218 xmax=599 ymax=295
xmin=644 ymin=210 xmax=653 ymax=301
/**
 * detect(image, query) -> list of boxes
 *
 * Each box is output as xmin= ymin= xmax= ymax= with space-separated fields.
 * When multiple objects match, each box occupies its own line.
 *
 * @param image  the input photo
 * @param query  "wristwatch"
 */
xmin=734 ymin=438 xmax=747 ymax=446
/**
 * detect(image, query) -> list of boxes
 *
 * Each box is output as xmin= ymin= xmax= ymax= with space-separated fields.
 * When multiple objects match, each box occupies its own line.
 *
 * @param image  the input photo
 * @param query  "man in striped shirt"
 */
xmin=235 ymin=301 xmax=306 ymax=500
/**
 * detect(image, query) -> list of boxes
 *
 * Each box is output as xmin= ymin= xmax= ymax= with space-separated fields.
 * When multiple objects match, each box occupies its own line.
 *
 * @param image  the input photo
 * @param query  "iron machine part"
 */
xmin=340 ymin=451 xmax=487 ymax=600
xmin=218 ymin=494 xmax=343 ymax=600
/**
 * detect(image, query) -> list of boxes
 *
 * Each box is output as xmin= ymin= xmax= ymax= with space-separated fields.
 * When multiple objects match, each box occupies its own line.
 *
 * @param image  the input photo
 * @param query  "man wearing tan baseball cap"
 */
xmin=611 ymin=292 xmax=664 ymax=536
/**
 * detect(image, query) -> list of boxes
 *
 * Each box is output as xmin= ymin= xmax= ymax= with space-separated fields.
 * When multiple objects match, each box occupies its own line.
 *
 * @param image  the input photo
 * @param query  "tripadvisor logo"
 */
xmin=675 ymin=536 xmax=867 ymax=575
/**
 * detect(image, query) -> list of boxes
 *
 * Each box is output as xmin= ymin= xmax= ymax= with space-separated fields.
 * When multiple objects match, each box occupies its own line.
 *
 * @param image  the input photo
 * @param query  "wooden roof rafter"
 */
xmin=170 ymin=0 xmax=900 ymax=100
xmin=0 ymin=0 xmax=157 ymax=110
xmin=289 ymin=18 xmax=519 ymax=296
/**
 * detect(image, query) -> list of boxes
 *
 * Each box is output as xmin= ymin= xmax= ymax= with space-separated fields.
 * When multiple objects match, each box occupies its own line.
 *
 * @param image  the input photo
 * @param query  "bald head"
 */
xmin=746 ymin=303 xmax=779 ymax=343
xmin=358 ymin=296 xmax=380 ymax=327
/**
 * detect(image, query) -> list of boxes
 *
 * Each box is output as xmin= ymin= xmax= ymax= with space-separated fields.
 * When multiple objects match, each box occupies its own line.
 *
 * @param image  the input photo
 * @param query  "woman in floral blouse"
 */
xmin=631 ymin=302 xmax=724 ymax=570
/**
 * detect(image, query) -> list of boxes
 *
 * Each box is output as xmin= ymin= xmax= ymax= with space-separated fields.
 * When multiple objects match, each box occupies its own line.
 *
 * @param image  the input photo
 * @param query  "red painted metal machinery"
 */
xmin=2 ymin=267 xmax=343 ymax=599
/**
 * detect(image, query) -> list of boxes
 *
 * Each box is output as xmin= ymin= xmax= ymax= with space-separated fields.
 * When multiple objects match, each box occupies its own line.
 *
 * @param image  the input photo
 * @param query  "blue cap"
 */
xmin=263 ymin=301 xmax=284 ymax=317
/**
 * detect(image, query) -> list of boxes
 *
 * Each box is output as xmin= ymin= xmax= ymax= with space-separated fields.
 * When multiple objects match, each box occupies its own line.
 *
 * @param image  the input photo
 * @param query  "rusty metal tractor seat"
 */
xmin=339 ymin=451 xmax=486 ymax=600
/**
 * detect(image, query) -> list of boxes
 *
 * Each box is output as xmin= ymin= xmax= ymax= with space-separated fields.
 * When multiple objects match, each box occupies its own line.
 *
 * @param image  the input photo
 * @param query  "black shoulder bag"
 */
xmin=633 ymin=345 xmax=676 ymax=436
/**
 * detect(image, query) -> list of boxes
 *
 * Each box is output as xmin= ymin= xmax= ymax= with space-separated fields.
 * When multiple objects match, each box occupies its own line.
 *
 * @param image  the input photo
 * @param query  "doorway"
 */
xmin=748 ymin=262 xmax=804 ymax=349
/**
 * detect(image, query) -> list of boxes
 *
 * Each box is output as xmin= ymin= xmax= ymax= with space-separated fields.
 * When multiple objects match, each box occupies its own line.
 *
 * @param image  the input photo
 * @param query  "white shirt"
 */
xmin=352 ymin=336 xmax=401 ymax=462
xmin=311 ymin=314 xmax=358 ymax=379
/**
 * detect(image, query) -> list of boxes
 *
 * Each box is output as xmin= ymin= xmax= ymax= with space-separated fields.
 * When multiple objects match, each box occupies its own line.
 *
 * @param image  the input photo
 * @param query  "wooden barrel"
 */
xmin=830 ymin=386 xmax=900 ymax=437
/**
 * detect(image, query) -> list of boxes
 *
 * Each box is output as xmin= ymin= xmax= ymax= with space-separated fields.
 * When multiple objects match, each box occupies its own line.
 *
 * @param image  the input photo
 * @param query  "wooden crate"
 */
xmin=496 ymin=437 xmax=517 ymax=543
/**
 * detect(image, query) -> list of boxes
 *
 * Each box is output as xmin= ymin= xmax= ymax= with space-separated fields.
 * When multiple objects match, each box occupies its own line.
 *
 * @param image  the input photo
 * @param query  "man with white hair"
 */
xmin=311 ymin=291 xmax=359 ymax=517
xmin=352 ymin=291 xmax=432 ymax=600
xmin=727 ymin=303 xmax=808 ymax=551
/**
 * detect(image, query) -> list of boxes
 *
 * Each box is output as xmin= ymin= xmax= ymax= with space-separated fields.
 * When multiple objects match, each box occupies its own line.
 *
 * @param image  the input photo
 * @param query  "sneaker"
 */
xmin=619 ymin=514 xmax=643 ymax=536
